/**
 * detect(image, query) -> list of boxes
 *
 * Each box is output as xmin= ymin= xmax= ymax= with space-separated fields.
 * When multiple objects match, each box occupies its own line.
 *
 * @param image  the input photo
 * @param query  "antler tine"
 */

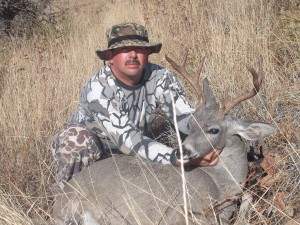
xmin=165 ymin=52 xmax=205 ymax=103
xmin=222 ymin=57 xmax=264 ymax=115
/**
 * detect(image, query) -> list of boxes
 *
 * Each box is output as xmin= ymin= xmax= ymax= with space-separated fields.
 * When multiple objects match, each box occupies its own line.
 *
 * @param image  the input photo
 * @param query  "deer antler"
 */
xmin=165 ymin=51 xmax=205 ymax=105
xmin=221 ymin=57 xmax=265 ymax=115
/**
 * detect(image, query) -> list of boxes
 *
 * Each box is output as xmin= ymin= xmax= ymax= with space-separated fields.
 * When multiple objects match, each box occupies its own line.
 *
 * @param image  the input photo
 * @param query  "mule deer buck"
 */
xmin=51 ymin=55 xmax=277 ymax=225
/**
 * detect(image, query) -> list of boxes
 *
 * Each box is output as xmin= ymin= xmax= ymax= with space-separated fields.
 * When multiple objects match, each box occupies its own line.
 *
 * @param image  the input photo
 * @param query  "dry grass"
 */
xmin=142 ymin=1 xmax=300 ymax=224
xmin=0 ymin=0 xmax=299 ymax=224
xmin=0 ymin=188 xmax=33 ymax=225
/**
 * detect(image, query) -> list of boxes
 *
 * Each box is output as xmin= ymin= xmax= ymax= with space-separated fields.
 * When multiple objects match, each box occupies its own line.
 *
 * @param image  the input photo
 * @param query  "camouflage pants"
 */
xmin=50 ymin=123 xmax=110 ymax=193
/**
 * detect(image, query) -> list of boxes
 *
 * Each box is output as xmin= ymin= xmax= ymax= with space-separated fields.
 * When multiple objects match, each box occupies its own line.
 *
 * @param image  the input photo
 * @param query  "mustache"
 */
xmin=125 ymin=59 xmax=140 ymax=65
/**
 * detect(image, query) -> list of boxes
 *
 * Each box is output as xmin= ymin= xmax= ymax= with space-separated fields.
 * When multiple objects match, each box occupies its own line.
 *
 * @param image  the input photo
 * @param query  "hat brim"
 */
xmin=96 ymin=40 xmax=162 ymax=60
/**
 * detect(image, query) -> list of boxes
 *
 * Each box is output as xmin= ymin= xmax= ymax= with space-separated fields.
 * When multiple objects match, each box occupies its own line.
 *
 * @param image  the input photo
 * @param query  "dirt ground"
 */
xmin=56 ymin=0 xmax=145 ymax=25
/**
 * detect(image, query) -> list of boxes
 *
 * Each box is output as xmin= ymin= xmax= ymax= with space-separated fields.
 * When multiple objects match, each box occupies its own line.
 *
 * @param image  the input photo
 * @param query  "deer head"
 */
xmin=166 ymin=53 xmax=276 ymax=161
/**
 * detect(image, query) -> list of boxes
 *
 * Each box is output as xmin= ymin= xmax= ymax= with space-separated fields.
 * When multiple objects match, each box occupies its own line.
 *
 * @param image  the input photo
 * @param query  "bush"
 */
xmin=0 ymin=0 xmax=61 ymax=37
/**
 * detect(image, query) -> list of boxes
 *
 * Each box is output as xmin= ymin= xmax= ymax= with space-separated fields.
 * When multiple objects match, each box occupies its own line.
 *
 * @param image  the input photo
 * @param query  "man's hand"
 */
xmin=184 ymin=150 xmax=220 ymax=167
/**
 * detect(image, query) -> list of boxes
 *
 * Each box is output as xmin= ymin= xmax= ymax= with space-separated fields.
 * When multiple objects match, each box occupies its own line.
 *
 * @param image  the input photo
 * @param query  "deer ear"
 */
xmin=203 ymin=78 xmax=218 ymax=108
xmin=234 ymin=120 xmax=277 ymax=141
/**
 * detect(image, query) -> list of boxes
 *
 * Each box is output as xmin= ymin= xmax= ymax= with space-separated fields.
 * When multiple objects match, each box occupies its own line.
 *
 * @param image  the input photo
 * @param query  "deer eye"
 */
xmin=208 ymin=128 xmax=219 ymax=134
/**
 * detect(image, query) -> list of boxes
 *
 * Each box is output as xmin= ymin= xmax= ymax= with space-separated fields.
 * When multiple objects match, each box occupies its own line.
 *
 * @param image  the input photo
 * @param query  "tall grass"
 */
xmin=141 ymin=1 xmax=300 ymax=224
xmin=0 ymin=0 xmax=299 ymax=224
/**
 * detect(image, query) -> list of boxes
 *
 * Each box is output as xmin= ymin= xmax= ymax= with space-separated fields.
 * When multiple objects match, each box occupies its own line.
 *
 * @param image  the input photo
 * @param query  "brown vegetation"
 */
xmin=0 ymin=0 xmax=299 ymax=224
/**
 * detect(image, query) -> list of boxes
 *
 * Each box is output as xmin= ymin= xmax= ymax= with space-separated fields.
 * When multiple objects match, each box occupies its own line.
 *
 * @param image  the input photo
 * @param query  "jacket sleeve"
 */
xmin=85 ymin=77 xmax=178 ymax=165
xmin=156 ymin=70 xmax=195 ymax=135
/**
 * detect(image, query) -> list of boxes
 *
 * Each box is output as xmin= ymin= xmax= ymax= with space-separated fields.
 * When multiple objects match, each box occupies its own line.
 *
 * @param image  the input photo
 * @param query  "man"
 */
xmin=51 ymin=23 xmax=219 ymax=192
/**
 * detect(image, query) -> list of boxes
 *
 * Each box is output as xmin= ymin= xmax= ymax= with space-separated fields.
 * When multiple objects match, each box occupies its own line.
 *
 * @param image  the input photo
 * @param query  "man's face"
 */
xmin=107 ymin=46 xmax=150 ymax=85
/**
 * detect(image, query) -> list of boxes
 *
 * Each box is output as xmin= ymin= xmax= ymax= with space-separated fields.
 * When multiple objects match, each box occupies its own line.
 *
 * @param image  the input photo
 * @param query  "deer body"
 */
xmin=51 ymin=57 xmax=277 ymax=224
xmin=52 ymin=155 xmax=221 ymax=225
xmin=52 ymin=146 xmax=243 ymax=224
xmin=52 ymin=110 xmax=275 ymax=225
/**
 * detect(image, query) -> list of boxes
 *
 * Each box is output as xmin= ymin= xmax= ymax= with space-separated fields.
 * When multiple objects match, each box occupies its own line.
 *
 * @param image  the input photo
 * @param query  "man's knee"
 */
xmin=51 ymin=124 xmax=98 ymax=155
xmin=50 ymin=124 xmax=102 ymax=186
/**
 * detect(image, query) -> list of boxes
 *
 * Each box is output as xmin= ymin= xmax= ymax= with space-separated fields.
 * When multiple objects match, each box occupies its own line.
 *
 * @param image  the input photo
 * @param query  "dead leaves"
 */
xmin=260 ymin=154 xmax=276 ymax=176
xmin=255 ymin=154 xmax=299 ymax=223
xmin=259 ymin=154 xmax=282 ymax=188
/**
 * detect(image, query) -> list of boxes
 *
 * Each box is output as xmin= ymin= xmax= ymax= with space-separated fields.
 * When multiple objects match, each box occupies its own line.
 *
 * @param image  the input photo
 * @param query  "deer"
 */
xmin=51 ymin=54 xmax=277 ymax=225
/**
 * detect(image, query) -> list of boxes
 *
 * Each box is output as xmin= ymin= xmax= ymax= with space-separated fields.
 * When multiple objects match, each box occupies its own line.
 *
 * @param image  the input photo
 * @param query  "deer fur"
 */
xmin=51 ymin=78 xmax=277 ymax=225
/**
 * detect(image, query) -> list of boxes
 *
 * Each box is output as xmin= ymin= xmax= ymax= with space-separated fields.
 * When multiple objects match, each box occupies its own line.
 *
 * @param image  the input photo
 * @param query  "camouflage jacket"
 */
xmin=69 ymin=62 xmax=194 ymax=165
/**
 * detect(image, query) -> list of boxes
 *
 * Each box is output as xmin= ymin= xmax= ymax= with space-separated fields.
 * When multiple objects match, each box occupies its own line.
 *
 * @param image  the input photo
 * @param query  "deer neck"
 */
xmin=202 ymin=134 xmax=248 ymax=195
xmin=220 ymin=134 xmax=248 ymax=181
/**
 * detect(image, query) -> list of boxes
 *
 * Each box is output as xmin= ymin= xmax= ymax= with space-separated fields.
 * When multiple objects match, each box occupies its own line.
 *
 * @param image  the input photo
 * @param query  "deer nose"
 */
xmin=176 ymin=146 xmax=191 ymax=159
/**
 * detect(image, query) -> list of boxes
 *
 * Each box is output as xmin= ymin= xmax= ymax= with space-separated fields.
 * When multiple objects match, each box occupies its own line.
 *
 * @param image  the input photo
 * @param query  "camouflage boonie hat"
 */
xmin=96 ymin=23 xmax=162 ymax=60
